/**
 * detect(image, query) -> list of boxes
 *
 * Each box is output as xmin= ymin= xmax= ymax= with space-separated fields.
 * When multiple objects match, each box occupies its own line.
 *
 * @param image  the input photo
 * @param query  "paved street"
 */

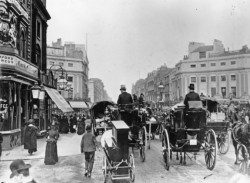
xmin=0 ymin=134 xmax=249 ymax=183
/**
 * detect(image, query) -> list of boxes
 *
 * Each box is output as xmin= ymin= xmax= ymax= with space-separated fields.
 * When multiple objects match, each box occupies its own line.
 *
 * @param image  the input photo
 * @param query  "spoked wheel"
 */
xmin=129 ymin=154 xmax=135 ymax=182
xmin=237 ymin=144 xmax=249 ymax=174
xmin=162 ymin=129 xmax=171 ymax=170
xmin=139 ymin=126 xmax=147 ymax=162
xmin=159 ymin=123 xmax=165 ymax=141
xmin=102 ymin=156 xmax=109 ymax=183
xmin=204 ymin=129 xmax=217 ymax=170
xmin=218 ymin=130 xmax=231 ymax=154
xmin=148 ymin=122 xmax=151 ymax=150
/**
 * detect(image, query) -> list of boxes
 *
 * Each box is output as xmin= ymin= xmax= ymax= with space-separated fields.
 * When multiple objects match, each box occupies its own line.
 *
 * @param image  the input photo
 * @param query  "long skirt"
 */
xmin=44 ymin=140 xmax=58 ymax=165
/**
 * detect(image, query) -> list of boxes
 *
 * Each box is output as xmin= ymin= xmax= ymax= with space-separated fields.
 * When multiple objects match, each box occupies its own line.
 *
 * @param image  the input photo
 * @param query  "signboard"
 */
xmin=0 ymin=54 xmax=38 ymax=78
xmin=0 ymin=98 xmax=8 ymax=113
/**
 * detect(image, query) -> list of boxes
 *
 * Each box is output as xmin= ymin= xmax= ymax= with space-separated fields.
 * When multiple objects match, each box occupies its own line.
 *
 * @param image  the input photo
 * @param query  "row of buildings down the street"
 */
xmin=88 ymin=78 xmax=112 ymax=103
xmin=0 ymin=0 xmax=73 ymax=150
xmin=47 ymin=38 xmax=90 ymax=111
xmin=132 ymin=39 xmax=250 ymax=106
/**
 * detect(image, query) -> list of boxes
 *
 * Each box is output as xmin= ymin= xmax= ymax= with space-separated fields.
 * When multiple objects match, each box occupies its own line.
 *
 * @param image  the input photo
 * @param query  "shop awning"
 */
xmin=69 ymin=101 xmax=88 ymax=109
xmin=44 ymin=86 xmax=73 ymax=113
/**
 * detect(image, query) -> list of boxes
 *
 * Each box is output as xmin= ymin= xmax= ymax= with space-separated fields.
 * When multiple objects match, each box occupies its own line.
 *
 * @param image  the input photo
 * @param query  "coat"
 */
xmin=184 ymin=91 xmax=201 ymax=109
xmin=0 ymin=133 xmax=3 ymax=157
xmin=117 ymin=92 xmax=133 ymax=105
xmin=80 ymin=132 xmax=97 ymax=153
xmin=24 ymin=125 xmax=37 ymax=151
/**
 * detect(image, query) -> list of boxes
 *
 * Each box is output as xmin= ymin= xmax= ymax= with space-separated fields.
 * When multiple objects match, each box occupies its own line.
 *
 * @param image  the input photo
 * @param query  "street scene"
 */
xmin=1 ymin=0 xmax=250 ymax=183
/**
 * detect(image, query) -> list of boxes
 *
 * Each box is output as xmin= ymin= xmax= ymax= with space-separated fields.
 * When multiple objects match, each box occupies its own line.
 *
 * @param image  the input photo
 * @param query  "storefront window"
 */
xmin=0 ymin=82 xmax=10 ymax=131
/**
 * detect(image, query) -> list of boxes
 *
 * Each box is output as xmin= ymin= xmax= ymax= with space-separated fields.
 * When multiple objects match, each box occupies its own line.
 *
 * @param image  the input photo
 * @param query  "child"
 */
xmin=80 ymin=125 xmax=98 ymax=178
xmin=8 ymin=159 xmax=36 ymax=183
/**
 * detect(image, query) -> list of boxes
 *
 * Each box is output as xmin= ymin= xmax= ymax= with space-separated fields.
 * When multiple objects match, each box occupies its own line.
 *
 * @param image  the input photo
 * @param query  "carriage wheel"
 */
xmin=162 ymin=129 xmax=170 ymax=170
xmin=102 ymin=156 xmax=109 ymax=183
xmin=237 ymin=144 xmax=249 ymax=174
xmin=204 ymin=129 xmax=217 ymax=170
xmin=159 ymin=124 xmax=165 ymax=141
xmin=140 ymin=126 xmax=147 ymax=162
xmin=129 ymin=154 xmax=136 ymax=182
xmin=218 ymin=130 xmax=231 ymax=154
xmin=148 ymin=122 xmax=151 ymax=150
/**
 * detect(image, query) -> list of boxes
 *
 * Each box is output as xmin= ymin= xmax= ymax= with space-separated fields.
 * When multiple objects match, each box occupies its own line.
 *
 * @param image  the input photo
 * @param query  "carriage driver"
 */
xmin=184 ymin=83 xmax=201 ymax=109
xmin=117 ymin=84 xmax=133 ymax=126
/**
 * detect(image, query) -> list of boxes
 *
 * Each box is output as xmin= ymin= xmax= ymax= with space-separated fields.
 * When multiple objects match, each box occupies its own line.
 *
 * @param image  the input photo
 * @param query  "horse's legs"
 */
xmin=176 ymin=152 xmax=179 ymax=160
xmin=180 ymin=152 xmax=182 ymax=164
xmin=183 ymin=152 xmax=187 ymax=165
xmin=232 ymin=135 xmax=238 ymax=164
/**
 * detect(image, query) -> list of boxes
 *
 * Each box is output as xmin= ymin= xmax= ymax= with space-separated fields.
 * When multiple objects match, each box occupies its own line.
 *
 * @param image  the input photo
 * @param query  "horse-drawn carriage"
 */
xmin=202 ymin=97 xmax=231 ymax=154
xmin=162 ymin=101 xmax=218 ymax=170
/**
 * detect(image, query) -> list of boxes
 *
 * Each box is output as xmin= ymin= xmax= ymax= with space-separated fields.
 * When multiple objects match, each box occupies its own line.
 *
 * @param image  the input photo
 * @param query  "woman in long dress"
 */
xmin=44 ymin=125 xmax=59 ymax=165
xmin=24 ymin=119 xmax=38 ymax=155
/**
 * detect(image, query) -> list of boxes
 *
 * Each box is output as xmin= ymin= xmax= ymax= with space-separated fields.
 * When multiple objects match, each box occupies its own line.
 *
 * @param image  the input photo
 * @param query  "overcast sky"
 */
xmin=47 ymin=0 xmax=250 ymax=101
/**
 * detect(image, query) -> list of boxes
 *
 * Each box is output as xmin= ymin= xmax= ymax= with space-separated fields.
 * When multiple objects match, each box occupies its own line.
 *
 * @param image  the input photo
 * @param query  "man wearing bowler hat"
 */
xmin=184 ymin=83 xmax=200 ymax=109
xmin=117 ymin=84 xmax=133 ymax=126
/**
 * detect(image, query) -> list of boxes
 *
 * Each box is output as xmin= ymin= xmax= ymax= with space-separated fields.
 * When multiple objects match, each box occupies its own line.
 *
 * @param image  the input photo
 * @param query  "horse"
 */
xmin=232 ymin=121 xmax=250 ymax=164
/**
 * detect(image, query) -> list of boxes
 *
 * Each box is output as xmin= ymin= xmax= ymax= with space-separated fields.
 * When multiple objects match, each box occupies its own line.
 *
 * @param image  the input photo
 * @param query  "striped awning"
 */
xmin=44 ymin=86 xmax=73 ymax=113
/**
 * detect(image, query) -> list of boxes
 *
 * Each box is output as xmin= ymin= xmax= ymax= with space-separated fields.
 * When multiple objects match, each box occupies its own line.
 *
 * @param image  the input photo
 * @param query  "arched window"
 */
xmin=20 ymin=30 xmax=26 ymax=59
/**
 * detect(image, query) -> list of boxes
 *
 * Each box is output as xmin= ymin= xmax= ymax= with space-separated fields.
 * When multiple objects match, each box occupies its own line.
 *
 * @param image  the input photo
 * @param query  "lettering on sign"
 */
xmin=0 ymin=98 xmax=8 ymax=112
xmin=0 ymin=54 xmax=38 ymax=77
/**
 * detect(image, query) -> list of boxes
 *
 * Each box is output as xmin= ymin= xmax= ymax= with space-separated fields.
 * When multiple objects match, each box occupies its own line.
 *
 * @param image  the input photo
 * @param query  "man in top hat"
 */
xmin=184 ymin=83 xmax=200 ymax=109
xmin=117 ymin=84 xmax=133 ymax=126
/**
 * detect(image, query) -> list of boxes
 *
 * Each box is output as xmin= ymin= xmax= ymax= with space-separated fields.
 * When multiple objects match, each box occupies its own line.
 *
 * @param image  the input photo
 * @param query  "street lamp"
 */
xmin=158 ymin=82 xmax=164 ymax=89
xmin=31 ymin=82 xmax=41 ymax=99
xmin=58 ymin=76 xmax=68 ymax=90
xmin=39 ymin=84 xmax=45 ymax=100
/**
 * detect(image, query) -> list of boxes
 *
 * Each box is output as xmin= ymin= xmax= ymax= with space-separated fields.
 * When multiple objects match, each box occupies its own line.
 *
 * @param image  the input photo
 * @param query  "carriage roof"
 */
xmin=90 ymin=100 xmax=116 ymax=118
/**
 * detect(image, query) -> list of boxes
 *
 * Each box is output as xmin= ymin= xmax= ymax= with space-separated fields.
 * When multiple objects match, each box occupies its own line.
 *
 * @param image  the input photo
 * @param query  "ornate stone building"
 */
xmin=0 ymin=0 xmax=61 ymax=150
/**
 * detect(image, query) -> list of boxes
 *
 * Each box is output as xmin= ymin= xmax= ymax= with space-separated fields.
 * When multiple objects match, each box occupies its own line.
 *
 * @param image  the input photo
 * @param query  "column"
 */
xmin=217 ymin=75 xmax=220 ymax=94
xmin=245 ymin=73 xmax=248 ymax=94
xmin=226 ymin=74 xmax=230 ymax=97
xmin=207 ymin=74 xmax=210 ymax=96
xmin=237 ymin=73 xmax=240 ymax=98
xmin=241 ymin=73 xmax=244 ymax=96
xmin=197 ymin=75 xmax=200 ymax=94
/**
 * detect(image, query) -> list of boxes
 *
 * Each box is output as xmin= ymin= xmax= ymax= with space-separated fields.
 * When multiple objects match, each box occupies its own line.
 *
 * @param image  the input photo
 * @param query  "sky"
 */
xmin=46 ymin=0 xmax=250 ymax=101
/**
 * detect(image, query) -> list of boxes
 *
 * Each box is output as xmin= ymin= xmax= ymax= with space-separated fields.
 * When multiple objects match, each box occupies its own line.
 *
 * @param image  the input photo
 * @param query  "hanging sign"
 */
xmin=0 ymin=98 xmax=8 ymax=112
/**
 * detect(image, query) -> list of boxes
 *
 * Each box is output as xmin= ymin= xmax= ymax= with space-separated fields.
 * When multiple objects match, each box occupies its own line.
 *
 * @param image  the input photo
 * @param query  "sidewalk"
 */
xmin=0 ymin=133 xmax=104 ymax=183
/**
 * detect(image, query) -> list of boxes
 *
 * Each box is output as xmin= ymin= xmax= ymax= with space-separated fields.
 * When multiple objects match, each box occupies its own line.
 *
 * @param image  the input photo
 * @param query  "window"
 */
xmin=190 ymin=64 xmax=196 ymax=68
xmin=68 ymin=63 xmax=73 ymax=67
xmin=231 ymin=87 xmax=236 ymax=97
xmin=67 ymin=76 xmax=73 ymax=82
xmin=221 ymin=87 xmax=226 ymax=98
xmin=211 ymin=88 xmax=216 ymax=97
xmin=37 ymin=21 xmax=41 ymax=38
xmin=221 ymin=75 xmax=226 ymax=81
xmin=231 ymin=75 xmax=236 ymax=81
xmin=231 ymin=61 xmax=236 ymax=65
xmin=201 ymin=76 xmax=206 ymax=82
xmin=199 ymin=52 xmax=206 ymax=58
xmin=50 ymin=61 xmax=54 ymax=65
xmin=221 ymin=62 xmax=226 ymax=66
xmin=20 ymin=31 xmax=26 ymax=59
xmin=191 ymin=77 xmax=196 ymax=83
xmin=211 ymin=76 xmax=216 ymax=82
xmin=201 ymin=64 xmax=206 ymax=67
xmin=211 ymin=63 xmax=216 ymax=66
xmin=59 ymin=62 xmax=64 ymax=66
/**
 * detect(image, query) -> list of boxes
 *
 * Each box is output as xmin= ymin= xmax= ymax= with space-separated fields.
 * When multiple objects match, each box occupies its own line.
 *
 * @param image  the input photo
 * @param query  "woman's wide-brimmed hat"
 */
xmin=10 ymin=159 xmax=31 ymax=178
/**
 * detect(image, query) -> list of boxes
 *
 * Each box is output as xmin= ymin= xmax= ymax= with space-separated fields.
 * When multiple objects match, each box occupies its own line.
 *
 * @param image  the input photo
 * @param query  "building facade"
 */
xmin=47 ymin=39 xmax=89 ymax=107
xmin=132 ymin=39 xmax=250 ymax=104
xmin=0 ymin=0 xmax=56 ymax=150
xmin=173 ymin=40 xmax=250 ymax=100
xmin=88 ymin=78 xmax=111 ymax=103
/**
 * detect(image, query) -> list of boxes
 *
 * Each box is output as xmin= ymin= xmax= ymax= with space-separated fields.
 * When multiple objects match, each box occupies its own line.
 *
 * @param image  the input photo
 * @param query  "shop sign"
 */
xmin=0 ymin=54 xmax=38 ymax=78
xmin=0 ymin=98 xmax=8 ymax=112
xmin=7 ymin=0 xmax=29 ymax=20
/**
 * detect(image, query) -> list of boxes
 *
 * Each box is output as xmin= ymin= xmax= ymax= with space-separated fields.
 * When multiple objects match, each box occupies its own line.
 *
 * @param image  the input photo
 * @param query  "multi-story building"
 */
xmin=88 ymin=78 xmax=111 ymax=103
xmin=47 ymin=39 xmax=89 ymax=109
xmin=0 ymin=0 xmax=68 ymax=150
xmin=173 ymin=40 xmax=250 ymax=99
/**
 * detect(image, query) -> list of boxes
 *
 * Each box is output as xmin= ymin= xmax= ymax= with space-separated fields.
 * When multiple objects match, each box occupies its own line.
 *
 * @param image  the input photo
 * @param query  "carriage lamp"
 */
xmin=31 ymin=82 xmax=41 ymax=99
xmin=39 ymin=84 xmax=45 ymax=100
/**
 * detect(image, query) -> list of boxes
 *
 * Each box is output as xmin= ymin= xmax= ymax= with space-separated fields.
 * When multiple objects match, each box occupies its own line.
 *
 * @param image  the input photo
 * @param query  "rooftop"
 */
xmin=191 ymin=45 xmax=213 ymax=53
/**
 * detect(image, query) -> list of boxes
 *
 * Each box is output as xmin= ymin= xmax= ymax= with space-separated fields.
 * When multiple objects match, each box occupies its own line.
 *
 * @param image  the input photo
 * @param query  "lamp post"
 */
xmin=31 ymin=82 xmax=41 ymax=99
xmin=49 ymin=64 xmax=68 ymax=91
xmin=39 ymin=84 xmax=45 ymax=100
